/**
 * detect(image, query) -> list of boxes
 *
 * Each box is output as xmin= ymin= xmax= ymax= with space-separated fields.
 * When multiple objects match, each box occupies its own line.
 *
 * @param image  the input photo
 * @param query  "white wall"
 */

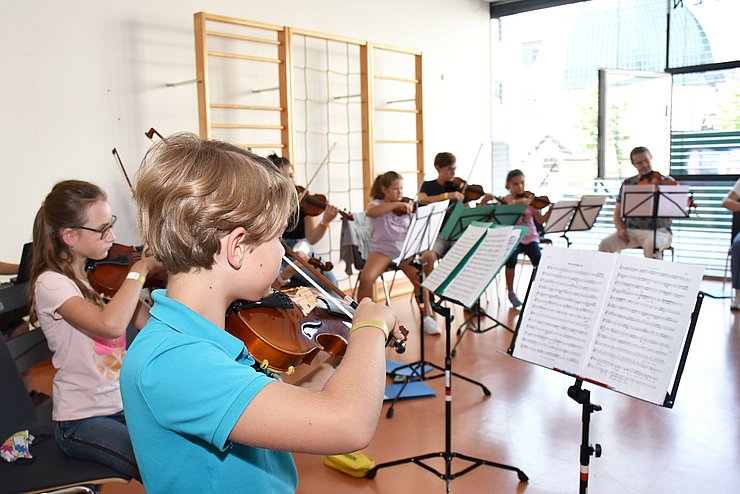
xmin=0 ymin=0 xmax=491 ymax=262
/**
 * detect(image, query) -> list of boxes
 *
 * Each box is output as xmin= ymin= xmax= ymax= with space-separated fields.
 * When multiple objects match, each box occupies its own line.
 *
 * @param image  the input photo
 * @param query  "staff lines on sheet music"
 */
xmin=534 ymin=291 xmax=598 ymax=310
xmin=587 ymin=355 xmax=660 ymax=389
xmin=596 ymin=328 xmax=671 ymax=355
xmin=516 ymin=340 xmax=580 ymax=366
xmin=545 ymin=264 xmax=605 ymax=285
xmin=530 ymin=302 xmax=591 ymax=324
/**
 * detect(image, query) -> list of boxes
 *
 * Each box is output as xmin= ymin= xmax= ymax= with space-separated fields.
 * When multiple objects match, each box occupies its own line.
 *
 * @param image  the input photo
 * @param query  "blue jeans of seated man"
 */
xmin=505 ymin=241 xmax=542 ymax=269
xmin=282 ymin=238 xmax=339 ymax=293
xmin=53 ymin=411 xmax=141 ymax=482
xmin=731 ymin=233 xmax=740 ymax=289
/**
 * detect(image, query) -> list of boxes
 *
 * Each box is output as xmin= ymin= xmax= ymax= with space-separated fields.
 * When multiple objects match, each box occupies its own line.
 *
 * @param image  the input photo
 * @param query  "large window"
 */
xmin=491 ymin=0 xmax=740 ymax=276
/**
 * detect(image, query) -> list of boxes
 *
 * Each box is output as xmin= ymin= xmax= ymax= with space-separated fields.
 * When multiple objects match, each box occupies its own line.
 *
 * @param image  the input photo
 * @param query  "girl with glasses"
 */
xmin=28 ymin=180 xmax=162 ymax=484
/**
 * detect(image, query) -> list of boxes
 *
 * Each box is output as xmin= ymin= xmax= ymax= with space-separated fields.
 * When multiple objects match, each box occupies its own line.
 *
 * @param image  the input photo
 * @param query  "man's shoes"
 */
xmin=508 ymin=291 xmax=522 ymax=308
xmin=423 ymin=316 xmax=441 ymax=335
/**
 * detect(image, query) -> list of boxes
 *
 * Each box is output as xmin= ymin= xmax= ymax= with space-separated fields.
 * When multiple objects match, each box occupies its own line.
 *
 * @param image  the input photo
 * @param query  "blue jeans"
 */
xmin=53 ymin=411 xmax=141 ymax=481
xmin=505 ymin=242 xmax=542 ymax=269
xmin=732 ymin=233 xmax=740 ymax=289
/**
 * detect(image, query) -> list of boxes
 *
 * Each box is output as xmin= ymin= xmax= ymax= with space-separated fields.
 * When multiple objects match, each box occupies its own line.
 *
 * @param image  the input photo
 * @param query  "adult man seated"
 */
xmin=721 ymin=178 xmax=740 ymax=310
xmin=599 ymin=146 xmax=672 ymax=259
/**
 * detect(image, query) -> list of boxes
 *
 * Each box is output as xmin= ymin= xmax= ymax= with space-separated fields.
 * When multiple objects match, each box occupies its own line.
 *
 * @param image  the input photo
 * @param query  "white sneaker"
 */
xmin=423 ymin=316 xmax=441 ymax=335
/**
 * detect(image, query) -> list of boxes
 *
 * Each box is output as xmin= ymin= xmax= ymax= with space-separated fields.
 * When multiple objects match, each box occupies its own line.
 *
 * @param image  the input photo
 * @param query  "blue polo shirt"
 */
xmin=121 ymin=290 xmax=298 ymax=493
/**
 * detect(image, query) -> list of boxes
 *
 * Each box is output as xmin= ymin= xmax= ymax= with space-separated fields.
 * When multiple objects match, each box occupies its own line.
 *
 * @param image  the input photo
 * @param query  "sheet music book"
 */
xmin=422 ymin=223 xmax=527 ymax=308
xmin=544 ymin=196 xmax=606 ymax=234
xmin=393 ymin=200 xmax=449 ymax=265
xmin=440 ymin=202 xmax=526 ymax=240
xmin=543 ymin=200 xmax=579 ymax=233
xmin=511 ymin=247 xmax=703 ymax=405
xmin=569 ymin=195 xmax=606 ymax=231
xmin=622 ymin=185 xmax=690 ymax=218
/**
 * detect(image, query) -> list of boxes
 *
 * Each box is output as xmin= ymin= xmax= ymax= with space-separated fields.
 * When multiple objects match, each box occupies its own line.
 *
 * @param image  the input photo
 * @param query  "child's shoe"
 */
xmin=508 ymin=291 xmax=522 ymax=308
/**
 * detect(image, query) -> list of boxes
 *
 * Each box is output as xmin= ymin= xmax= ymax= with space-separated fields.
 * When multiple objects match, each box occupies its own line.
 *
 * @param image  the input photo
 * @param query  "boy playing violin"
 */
xmin=417 ymin=152 xmax=493 ymax=333
xmin=598 ymin=146 xmax=673 ymax=259
xmin=121 ymin=133 xmax=404 ymax=493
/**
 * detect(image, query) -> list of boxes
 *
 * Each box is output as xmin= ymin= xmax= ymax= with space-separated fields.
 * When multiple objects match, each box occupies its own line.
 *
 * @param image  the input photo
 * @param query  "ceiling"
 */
xmin=488 ymin=0 xmax=589 ymax=18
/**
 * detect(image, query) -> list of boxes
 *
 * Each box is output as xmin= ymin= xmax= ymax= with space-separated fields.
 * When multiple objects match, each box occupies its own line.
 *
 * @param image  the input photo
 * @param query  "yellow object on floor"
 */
xmin=323 ymin=451 xmax=375 ymax=478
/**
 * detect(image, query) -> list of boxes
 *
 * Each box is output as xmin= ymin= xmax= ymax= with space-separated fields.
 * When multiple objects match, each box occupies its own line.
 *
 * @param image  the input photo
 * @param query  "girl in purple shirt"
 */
xmin=357 ymin=172 xmax=421 ymax=302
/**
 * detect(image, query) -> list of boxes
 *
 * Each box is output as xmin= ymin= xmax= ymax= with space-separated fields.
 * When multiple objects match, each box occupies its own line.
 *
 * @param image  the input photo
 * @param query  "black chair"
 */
xmin=0 ymin=332 xmax=131 ymax=494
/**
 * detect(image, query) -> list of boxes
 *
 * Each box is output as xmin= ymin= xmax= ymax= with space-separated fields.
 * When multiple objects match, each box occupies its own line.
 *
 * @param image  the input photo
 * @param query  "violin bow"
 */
xmin=281 ymin=241 xmax=406 ymax=353
xmin=111 ymin=148 xmax=135 ymax=196
xmin=145 ymin=127 xmax=166 ymax=141
xmin=460 ymin=142 xmax=484 ymax=196
xmin=298 ymin=142 xmax=337 ymax=202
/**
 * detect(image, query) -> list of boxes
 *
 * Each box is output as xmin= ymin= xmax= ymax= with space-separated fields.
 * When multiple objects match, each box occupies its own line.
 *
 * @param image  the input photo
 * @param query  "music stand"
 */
xmin=384 ymin=201 xmax=491 ymax=418
xmin=622 ymin=184 xmax=690 ymax=256
xmin=544 ymin=195 xmax=606 ymax=247
xmin=441 ymin=203 xmax=526 ymax=356
xmin=507 ymin=249 xmax=704 ymax=494
xmin=367 ymin=238 xmax=529 ymax=489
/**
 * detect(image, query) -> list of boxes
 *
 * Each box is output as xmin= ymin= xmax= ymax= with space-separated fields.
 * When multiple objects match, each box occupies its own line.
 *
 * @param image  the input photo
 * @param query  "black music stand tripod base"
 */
xmin=368 ymin=304 xmax=527 ymax=491
xmin=384 ymin=263 xmax=491 ymax=419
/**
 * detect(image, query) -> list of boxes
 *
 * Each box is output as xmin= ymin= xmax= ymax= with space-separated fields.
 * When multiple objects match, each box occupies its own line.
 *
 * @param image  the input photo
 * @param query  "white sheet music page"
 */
xmin=393 ymin=200 xmax=449 ymax=265
xmin=584 ymin=255 xmax=703 ymax=405
xmin=512 ymin=247 xmax=614 ymax=375
xmin=421 ymin=223 xmax=487 ymax=293
xmin=543 ymin=200 xmax=578 ymax=233
xmin=441 ymin=227 xmax=517 ymax=308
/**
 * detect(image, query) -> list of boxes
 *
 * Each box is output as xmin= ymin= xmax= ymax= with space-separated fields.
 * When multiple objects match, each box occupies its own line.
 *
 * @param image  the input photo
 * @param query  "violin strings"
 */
xmin=282 ymin=255 xmax=354 ymax=319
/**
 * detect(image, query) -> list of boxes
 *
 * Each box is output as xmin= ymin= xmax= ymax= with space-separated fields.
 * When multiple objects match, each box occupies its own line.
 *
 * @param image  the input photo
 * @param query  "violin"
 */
xmin=225 ymin=242 xmax=407 ymax=374
xmin=637 ymin=170 xmax=698 ymax=208
xmin=444 ymin=177 xmax=489 ymax=202
xmin=493 ymin=191 xmax=551 ymax=209
xmin=393 ymin=197 xmax=416 ymax=216
xmin=308 ymin=256 xmax=333 ymax=273
xmin=296 ymin=185 xmax=354 ymax=221
xmin=517 ymin=191 xmax=551 ymax=210
xmin=86 ymin=244 xmax=167 ymax=298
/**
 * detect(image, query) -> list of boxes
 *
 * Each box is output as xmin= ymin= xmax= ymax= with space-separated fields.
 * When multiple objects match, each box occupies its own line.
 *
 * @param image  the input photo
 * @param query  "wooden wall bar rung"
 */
xmin=212 ymin=123 xmax=284 ymax=130
xmin=372 ymin=43 xmax=422 ymax=56
xmin=236 ymin=143 xmax=285 ymax=148
xmin=375 ymin=139 xmax=421 ymax=144
xmin=374 ymin=75 xmax=419 ymax=84
xmin=208 ymin=51 xmax=282 ymax=63
xmin=291 ymin=28 xmax=365 ymax=46
xmin=375 ymin=108 xmax=420 ymax=114
xmin=202 ymin=13 xmax=284 ymax=32
xmin=210 ymin=103 xmax=283 ymax=111
xmin=206 ymin=31 xmax=281 ymax=45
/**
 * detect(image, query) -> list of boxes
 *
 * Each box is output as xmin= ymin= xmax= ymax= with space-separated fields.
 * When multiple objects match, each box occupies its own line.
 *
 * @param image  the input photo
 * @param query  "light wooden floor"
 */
xmin=32 ymin=272 xmax=740 ymax=494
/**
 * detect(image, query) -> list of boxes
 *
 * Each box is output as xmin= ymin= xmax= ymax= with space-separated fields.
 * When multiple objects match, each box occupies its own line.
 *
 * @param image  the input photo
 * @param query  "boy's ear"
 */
xmin=224 ymin=227 xmax=249 ymax=269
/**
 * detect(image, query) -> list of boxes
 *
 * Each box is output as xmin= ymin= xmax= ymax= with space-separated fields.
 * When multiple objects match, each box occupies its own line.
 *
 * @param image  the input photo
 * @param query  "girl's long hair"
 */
xmin=29 ymin=180 xmax=106 ymax=325
xmin=370 ymin=171 xmax=403 ymax=200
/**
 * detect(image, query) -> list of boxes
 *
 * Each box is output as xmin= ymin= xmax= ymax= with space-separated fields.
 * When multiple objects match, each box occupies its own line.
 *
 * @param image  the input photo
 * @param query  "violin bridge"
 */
xmin=289 ymin=286 xmax=317 ymax=316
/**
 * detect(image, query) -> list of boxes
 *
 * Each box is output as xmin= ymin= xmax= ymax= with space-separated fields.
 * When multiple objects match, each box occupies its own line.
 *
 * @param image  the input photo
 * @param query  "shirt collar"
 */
xmin=148 ymin=289 xmax=246 ymax=360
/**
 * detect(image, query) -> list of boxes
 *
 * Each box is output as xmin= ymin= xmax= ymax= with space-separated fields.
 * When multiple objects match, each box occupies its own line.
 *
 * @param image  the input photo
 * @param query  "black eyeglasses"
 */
xmin=76 ymin=215 xmax=117 ymax=240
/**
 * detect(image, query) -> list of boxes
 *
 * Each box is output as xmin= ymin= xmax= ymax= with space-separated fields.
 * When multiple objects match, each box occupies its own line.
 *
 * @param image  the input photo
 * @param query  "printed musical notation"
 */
xmin=443 ymin=228 xmax=520 ymax=307
xmin=512 ymin=247 xmax=703 ymax=405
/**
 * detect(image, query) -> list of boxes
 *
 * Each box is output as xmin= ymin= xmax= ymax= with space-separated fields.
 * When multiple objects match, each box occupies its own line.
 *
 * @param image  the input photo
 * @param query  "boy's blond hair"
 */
xmin=134 ymin=133 xmax=297 ymax=274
